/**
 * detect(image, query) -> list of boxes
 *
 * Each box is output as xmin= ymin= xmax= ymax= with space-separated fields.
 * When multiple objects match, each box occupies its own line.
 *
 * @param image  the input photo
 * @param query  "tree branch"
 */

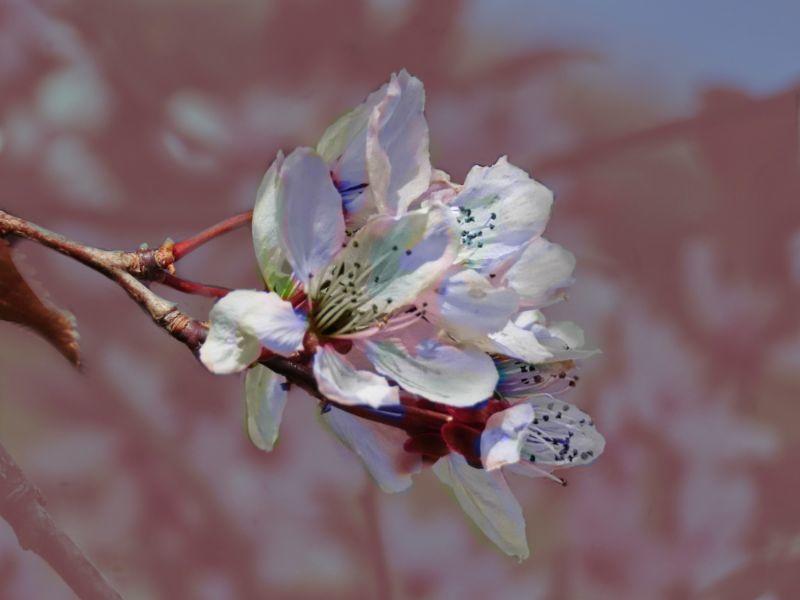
xmin=0 ymin=442 xmax=123 ymax=600
xmin=0 ymin=208 xmax=451 ymax=428
xmin=0 ymin=207 xmax=449 ymax=597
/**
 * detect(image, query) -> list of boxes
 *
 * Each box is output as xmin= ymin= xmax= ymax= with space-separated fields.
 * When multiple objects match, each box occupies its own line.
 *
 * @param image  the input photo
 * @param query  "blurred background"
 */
xmin=1 ymin=0 xmax=799 ymax=598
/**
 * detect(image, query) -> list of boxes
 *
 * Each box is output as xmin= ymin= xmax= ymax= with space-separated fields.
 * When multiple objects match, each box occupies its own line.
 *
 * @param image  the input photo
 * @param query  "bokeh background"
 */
xmin=2 ymin=0 xmax=799 ymax=598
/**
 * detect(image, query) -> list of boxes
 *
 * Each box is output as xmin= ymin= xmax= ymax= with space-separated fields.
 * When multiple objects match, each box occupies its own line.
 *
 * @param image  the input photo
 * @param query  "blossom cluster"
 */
xmin=199 ymin=71 xmax=604 ymax=559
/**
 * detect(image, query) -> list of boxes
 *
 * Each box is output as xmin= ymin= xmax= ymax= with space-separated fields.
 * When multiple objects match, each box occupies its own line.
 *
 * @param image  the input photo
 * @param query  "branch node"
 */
xmin=161 ymin=309 xmax=208 ymax=352
xmin=129 ymin=239 xmax=176 ymax=278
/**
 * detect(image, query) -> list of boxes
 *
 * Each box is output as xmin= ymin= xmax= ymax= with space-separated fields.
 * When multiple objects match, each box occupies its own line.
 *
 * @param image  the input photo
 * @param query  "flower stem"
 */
xmin=156 ymin=272 xmax=231 ymax=299
xmin=171 ymin=211 xmax=253 ymax=261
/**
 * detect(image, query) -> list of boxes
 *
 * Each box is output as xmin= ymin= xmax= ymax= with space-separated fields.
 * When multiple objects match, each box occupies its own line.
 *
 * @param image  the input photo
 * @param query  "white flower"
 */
xmin=435 ymin=398 xmax=605 ymax=560
xmin=202 ymin=147 xmax=498 ymax=408
xmin=418 ymin=157 xmax=577 ymax=349
xmin=195 ymin=70 xmax=606 ymax=562
xmin=481 ymin=398 xmax=605 ymax=472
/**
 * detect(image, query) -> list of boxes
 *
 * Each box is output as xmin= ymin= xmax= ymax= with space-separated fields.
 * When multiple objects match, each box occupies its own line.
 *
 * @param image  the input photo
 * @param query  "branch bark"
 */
xmin=0 ymin=442 xmax=123 ymax=600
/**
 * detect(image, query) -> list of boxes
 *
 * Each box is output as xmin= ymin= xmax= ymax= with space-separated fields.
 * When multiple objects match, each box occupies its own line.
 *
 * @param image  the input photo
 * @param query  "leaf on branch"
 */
xmin=0 ymin=237 xmax=81 ymax=367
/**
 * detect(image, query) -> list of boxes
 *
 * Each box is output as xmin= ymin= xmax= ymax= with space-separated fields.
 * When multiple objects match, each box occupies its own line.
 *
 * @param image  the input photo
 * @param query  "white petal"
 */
xmin=199 ymin=290 xmax=307 ymax=374
xmin=433 ymin=454 xmax=529 ymax=561
xmin=546 ymin=320 xmax=585 ymax=349
xmin=427 ymin=269 xmax=519 ymax=341
xmin=503 ymin=238 xmax=575 ymax=308
xmin=516 ymin=398 xmax=605 ymax=469
xmin=313 ymin=345 xmax=399 ymax=408
xmin=319 ymin=70 xmax=430 ymax=224
xmin=454 ymin=157 xmax=553 ymax=274
xmin=322 ymin=406 xmax=421 ymax=493
xmin=362 ymin=338 xmax=498 ymax=407
xmin=244 ymin=365 xmax=288 ymax=451
xmin=277 ymin=148 xmax=346 ymax=286
xmin=310 ymin=206 xmax=458 ymax=336
xmin=252 ymin=152 xmax=297 ymax=297
xmin=480 ymin=404 xmax=535 ymax=471
xmin=483 ymin=316 xmax=597 ymax=366
xmin=366 ymin=70 xmax=431 ymax=216
xmin=512 ymin=309 xmax=545 ymax=329
xmin=412 ymin=169 xmax=460 ymax=210
xmin=483 ymin=320 xmax=555 ymax=364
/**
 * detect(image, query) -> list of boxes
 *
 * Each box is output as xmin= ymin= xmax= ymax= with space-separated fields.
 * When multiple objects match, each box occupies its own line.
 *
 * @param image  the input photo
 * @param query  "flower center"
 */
xmin=495 ymin=358 xmax=578 ymax=398
xmin=520 ymin=401 xmax=597 ymax=466
xmin=453 ymin=204 xmax=498 ymax=252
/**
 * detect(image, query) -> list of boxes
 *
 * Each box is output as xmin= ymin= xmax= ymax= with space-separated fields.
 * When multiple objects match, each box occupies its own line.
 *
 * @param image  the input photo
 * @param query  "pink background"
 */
xmin=1 ymin=1 xmax=799 ymax=598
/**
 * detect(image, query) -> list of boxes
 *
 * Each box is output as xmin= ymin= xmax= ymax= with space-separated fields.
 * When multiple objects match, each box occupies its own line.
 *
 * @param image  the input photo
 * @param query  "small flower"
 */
xmin=415 ymin=156 xmax=577 ymax=352
xmin=434 ymin=398 xmax=605 ymax=560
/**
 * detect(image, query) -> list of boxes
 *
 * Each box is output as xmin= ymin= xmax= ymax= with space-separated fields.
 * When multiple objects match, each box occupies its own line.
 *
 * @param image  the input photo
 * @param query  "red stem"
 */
xmin=157 ymin=272 xmax=231 ymax=299
xmin=171 ymin=211 xmax=253 ymax=261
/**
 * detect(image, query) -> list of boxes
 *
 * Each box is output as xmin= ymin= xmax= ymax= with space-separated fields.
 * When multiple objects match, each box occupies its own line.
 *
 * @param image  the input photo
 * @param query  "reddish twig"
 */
xmin=155 ymin=272 xmax=231 ymax=299
xmin=171 ymin=211 xmax=253 ymax=261
xmin=0 ymin=442 xmax=123 ymax=600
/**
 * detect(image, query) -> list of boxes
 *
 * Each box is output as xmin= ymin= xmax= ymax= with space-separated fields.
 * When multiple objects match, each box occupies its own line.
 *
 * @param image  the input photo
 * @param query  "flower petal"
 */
xmin=199 ymin=290 xmax=307 ymax=374
xmin=453 ymin=157 xmax=553 ymax=274
xmin=426 ymin=269 xmax=519 ymax=341
xmin=362 ymin=338 xmax=498 ymax=407
xmin=503 ymin=237 xmax=575 ymax=308
xmin=313 ymin=344 xmax=399 ymax=408
xmin=277 ymin=148 xmax=346 ymax=287
xmin=252 ymin=151 xmax=297 ymax=298
xmin=433 ymin=454 xmax=529 ymax=561
xmin=366 ymin=70 xmax=431 ymax=216
xmin=310 ymin=206 xmax=458 ymax=336
xmin=483 ymin=319 xmax=556 ymax=364
xmin=480 ymin=403 xmax=535 ymax=471
xmin=321 ymin=406 xmax=421 ymax=493
xmin=319 ymin=70 xmax=430 ymax=224
xmin=497 ymin=310 xmax=598 ymax=362
xmin=514 ymin=397 xmax=605 ymax=470
xmin=244 ymin=364 xmax=288 ymax=451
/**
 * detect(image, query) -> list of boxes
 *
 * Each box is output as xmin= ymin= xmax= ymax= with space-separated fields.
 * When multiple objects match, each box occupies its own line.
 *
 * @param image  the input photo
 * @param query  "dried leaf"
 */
xmin=0 ymin=238 xmax=80 ymax=367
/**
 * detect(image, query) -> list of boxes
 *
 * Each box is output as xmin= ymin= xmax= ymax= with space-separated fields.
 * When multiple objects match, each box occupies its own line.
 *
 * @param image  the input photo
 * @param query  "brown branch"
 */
xmin=0 ymin=442 xmax=123 ymax=600
xmin=0 ymin=209 xmax=204 ymax=352
xmin=0 ymin=209 xmax=449 ymax=429
xmin=0 ymin=207 xmax=448 ymax=596
xmin=0 ymin=209 xmax=174 ymax=279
